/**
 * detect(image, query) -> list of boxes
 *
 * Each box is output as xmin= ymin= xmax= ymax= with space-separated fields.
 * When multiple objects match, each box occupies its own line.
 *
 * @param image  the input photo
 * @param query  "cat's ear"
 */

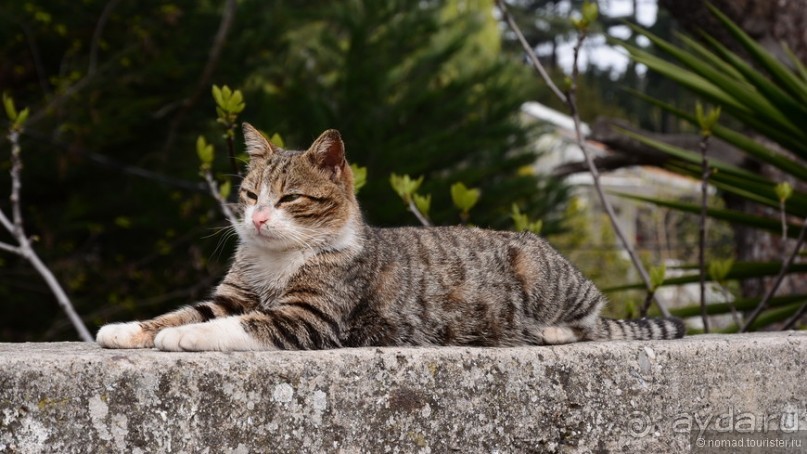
xmin=242 ymin=122 xmax=277 ymax=159
xmin=306 ymin=129 xmax=346 ymax=178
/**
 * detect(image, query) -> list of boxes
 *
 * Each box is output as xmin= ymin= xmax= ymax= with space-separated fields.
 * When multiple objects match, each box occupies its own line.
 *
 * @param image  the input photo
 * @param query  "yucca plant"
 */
xmin=607 ymin=4 xmax=807 ymax=332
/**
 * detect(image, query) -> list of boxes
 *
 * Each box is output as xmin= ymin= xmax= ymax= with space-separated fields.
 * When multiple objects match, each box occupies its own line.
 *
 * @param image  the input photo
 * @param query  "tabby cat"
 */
xmin=97 ymin=123 xmax=684 ymax=351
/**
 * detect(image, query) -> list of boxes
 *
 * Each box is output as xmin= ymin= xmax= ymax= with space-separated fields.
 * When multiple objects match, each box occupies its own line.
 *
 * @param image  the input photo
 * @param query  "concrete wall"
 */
xmin=1 ymin=332 xmax=805 ymax=453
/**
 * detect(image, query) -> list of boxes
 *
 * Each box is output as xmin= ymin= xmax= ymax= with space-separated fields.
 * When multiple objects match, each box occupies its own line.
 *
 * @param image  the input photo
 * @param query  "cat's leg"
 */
xmin=96 ymin=277 xmax=257 ymax=349
xmin=154 ymin=300 xmax=342 ymax=352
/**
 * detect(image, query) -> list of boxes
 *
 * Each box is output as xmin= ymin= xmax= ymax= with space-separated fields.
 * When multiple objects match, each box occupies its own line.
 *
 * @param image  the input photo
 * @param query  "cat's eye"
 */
xmin=243 ymin=190 xmax=258 ymax=201
xmin=277 ymin=194 xmax=303 ymax=205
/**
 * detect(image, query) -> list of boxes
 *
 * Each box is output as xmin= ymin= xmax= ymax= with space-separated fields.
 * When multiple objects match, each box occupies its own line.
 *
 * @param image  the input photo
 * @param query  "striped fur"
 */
xmin=96 ymin=124 xmax=685 ymax=351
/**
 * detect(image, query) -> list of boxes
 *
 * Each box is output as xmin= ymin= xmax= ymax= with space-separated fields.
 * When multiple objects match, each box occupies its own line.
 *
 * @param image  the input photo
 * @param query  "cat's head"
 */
xmin=235 ymin=123 xmax=360 ymax=252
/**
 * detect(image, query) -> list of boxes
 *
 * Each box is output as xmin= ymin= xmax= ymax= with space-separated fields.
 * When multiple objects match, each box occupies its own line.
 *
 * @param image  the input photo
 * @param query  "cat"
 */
xmin=96 ymin=123 xmax=684 ymax=351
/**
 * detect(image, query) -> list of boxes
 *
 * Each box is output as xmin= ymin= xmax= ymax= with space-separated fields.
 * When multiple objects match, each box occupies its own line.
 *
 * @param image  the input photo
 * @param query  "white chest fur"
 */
xmin=241 ymin=247 xmax=314 ymax=292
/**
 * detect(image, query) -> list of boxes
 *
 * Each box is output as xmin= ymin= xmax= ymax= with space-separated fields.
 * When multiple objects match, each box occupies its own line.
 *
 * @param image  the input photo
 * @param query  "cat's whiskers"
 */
xmin=202 ymin=225 xmax=240 ymax=261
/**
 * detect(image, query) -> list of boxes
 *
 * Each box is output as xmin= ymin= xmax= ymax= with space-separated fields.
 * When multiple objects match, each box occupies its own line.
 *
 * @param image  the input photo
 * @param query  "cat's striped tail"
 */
xmin=591 ymin=317 xmax=685 ymax=341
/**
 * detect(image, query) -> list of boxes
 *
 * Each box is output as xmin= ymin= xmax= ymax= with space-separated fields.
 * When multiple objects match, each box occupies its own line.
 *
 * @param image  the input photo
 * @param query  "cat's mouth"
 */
xmin=253 ymin=227 xmax=277 ymax=239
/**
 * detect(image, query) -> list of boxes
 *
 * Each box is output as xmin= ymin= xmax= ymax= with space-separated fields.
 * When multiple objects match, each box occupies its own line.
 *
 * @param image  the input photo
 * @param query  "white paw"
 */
xmin=541 ymin=326 xmax=579 ymax=345
xmin=153 ymin=317 xmax=264 ymax=352
xmin=96 ymin=322 xmax=154 ymax=349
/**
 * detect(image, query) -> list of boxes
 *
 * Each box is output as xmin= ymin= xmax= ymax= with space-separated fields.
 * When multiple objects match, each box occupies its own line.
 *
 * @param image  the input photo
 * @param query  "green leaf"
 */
xmin=782 ymin=42 xmax=807 ymax=83
xmin=695 ymin=101 xmax=721 ymax=136
xmin=15 ymin=108 xmax=29 ymax=127
xmin=2 ymin=92 xmax=17 ymax=121
xmin=708 ymin=259 xmax=734 ymax=284
xmin=269 ymin=132 xmax=285 ymax=148
xmin=219 ymin=179 xmax=232 ymax=200
xmin=775 ymin=182 xmax=793 ymax=203
xmin=617 ymin=37 xmax=807 ymax=145
xmin=581 ymin=1 xmax=598 ymax=24
xmin=114 ymin=216 xmax=132 ymax=229
xmin=511 ymin=204 xmax=542 ymax=234
xmin=706 ymin=3 xmax=807 ymax=104
xmin=450 ymin=182 xmax=480 ymax=213
xmin=196 ymin=136 xmax=214 ymax=168
xmin=351 ymin=163 xmax=367 ymax=194
xmin=212 ymin=85 xmax=223 ymax=107
xmin=390 ymin=173 xmax=423 ymax=203
xmin=511 ymin=204 xmax=528 ymax=231
xmin=413 ymin=193 xmax=431 ymax=217
xmin=649 ymin=264 xmax=666 ymax=291
xmin=615 ymin=128 xmax=763 ymax=181
xmin=212 ymin=85 xmax=246 ymax=117
xmin=230 ymin=90 xmax=243 ymax=108
xmin=697 ymin=33 xmax=807 ymax=120
xmin=625 ymin=90 xmax=807 ymax=179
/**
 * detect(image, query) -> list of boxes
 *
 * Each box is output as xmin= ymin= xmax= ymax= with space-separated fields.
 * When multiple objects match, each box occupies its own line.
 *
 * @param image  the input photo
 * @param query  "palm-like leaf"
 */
xmin=612 ymin=8 xmax=807 ymax=331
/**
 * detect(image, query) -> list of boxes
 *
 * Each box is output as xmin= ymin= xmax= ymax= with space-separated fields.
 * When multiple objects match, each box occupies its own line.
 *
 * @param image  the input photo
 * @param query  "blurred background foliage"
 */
xmin=0 ymin=0 xmax=571 ymax=340
xmin=1 ymin=0 xmax=802 ymax=340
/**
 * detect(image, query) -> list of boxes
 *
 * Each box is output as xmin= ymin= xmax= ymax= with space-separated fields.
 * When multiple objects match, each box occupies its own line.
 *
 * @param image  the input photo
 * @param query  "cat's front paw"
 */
xmin=96 ymin=322 xmax=154 ymax=349
xmin=154 ymin=318 xmax=263 ymax=352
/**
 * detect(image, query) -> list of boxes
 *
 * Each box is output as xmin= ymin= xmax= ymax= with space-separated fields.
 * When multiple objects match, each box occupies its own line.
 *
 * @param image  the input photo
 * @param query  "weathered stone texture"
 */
xmin=1 ymin=332 xmax=805 ymax=453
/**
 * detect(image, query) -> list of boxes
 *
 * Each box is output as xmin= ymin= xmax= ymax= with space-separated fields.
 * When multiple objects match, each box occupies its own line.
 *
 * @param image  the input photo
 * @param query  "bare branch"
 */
xmin=3 ymin=128 xmax=93 ymax=341
xmin=742 ymin=216 xmax=807 ymax=331
xmin=499 ymin=6 xmax=670 ymax=317
xmin=203 ymin=171 xmax=238 ymax=226
xmin=566 ymin=34 xmax=670 ymax=317
xmin=782 ymin=300 xmax=806 ymax=330
xmin=495 ymin=0 xmax=567 ymax=103
xmin=0 ymin=209 xmax=14 ymax=233
xmin=0 ymin=241 xmax=21 ymax=255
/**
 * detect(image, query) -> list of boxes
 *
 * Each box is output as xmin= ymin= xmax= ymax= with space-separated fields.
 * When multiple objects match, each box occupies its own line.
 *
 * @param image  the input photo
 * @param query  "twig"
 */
xmin=782 ymin=301 xmax=806 ymax=330
xmin=2 ymin=130 xmax=93 ymax=341
xmin=640 ymin=290 xmax=654 ymax=317
xmin=225 ymin=134 xmax=241 ymax=179
xmin=698 ymin=134 xmax=711 ymax=333
xmin=495 ymin=0 xmax=567 ymax=103
xmin=741 ymin=215 xmax=807 ymax=331
xmin=570 ymin=35 xmax=671 ymax=317
xmin=716 ymin=284 xmax=743 ymax=328
xmin=0 ymin=241 xmax=22 ymax=255
xmin=203 ymin=170 xmax=238 ymax=226
xmin=497 ymin=0 xmax=669 ymax=317
xmin=407 ymin=199 xmax=432 ymax=227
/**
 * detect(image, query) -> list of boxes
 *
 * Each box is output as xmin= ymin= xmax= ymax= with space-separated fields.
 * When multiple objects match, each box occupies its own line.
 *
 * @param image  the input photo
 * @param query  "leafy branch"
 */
xmin=197 ymin=135 xmax=237 ymax=225
xmin=390 ymin=173 xmax=432 ymax=226
xmin=212 ymin=85 xmax=246 ymax=180
xmin=0 ymin=94 xmax=92 ymax=341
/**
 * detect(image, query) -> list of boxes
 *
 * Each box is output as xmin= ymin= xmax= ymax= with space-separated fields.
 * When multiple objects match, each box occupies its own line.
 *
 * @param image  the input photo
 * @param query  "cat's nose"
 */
xmin=252 ymin=207 xmax=271 ymax=230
